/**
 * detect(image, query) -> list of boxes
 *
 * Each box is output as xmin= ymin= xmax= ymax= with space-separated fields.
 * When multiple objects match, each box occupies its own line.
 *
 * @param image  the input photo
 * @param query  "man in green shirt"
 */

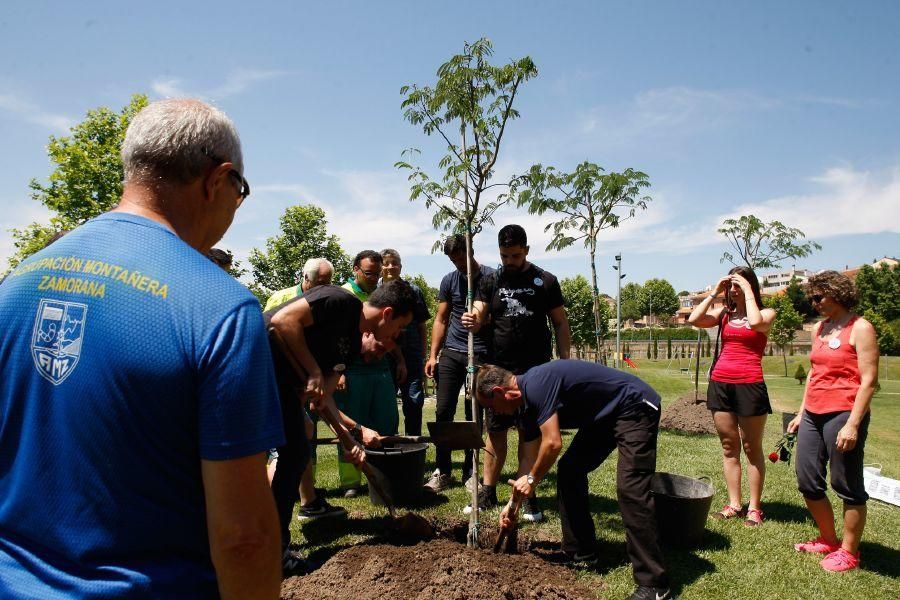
xmin=263 ymin=257 xmax=334 ymax=312
xmin=335 ymin=250 xmax=405 ymax=495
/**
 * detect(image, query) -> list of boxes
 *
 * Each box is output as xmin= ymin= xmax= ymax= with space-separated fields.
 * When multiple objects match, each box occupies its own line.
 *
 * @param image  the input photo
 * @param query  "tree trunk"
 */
xmin=782 ymin=346 xmax=788 ymax=377
xmin=589 ymin=242 xmax=603 ymax=364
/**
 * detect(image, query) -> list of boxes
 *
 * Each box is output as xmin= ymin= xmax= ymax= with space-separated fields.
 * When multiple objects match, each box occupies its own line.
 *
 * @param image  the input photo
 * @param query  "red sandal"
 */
xmin=711 ymin=504 xmax=745 ymax=520
xmin=744 ymin=508 xmax=764 ymax=527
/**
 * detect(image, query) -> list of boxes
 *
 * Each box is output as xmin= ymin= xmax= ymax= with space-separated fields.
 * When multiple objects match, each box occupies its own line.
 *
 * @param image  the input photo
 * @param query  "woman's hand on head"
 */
xmin=714 ymin=276 xmax=732 ymax=296
xmin=731 ymin=273 xmax=752 ymax=292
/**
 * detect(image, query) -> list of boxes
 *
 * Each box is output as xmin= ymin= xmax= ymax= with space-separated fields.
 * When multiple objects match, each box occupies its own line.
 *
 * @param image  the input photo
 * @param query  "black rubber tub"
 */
xmin=365 ymin=443 xmax=428 ymax=507
xmin=651 ymin=472 xmax=714 ymax=548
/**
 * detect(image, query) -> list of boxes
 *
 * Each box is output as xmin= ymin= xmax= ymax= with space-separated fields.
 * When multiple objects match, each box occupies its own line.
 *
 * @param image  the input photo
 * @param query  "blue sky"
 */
xmin=1 ymin=1 xmax=898 ymax=295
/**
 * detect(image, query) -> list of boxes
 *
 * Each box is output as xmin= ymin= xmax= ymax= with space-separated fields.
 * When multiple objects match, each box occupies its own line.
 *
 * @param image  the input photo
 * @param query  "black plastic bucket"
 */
xmin=651 ymin=473 xmax=714 ymax=547
xmin=365 ymin=443 xmax=428 ymax=507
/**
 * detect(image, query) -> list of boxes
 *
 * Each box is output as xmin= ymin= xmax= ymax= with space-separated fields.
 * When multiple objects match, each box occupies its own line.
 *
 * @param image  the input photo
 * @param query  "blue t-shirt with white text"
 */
xmin=0 ymin=212 xmax=284 ymax=598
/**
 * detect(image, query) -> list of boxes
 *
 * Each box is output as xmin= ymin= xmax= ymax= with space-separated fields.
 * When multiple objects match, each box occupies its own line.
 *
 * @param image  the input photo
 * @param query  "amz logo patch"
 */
xmin=31 ymin=299 xmax=87 ymax=385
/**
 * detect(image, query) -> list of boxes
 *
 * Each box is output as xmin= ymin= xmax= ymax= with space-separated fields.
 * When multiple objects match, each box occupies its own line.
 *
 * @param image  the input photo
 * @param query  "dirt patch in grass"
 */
xmin=282 ymin=518 xmax=598 ymax=600
xmin=660 ymin=393 xmax=717 ymax=435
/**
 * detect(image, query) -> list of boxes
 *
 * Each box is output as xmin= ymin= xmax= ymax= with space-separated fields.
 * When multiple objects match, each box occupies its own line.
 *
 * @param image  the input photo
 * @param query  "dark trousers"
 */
xmin=558 ymin=406 xmax=669 ymax=588
xmin=270 ymin=370 xmax=311 ymax=550
xmin=434 ymin=348 xmax=485 ymax=478
xmin=796 ymin=410 xmax=870 ymax=505
xmin=400 ymin=363 xmax=425 ymax=436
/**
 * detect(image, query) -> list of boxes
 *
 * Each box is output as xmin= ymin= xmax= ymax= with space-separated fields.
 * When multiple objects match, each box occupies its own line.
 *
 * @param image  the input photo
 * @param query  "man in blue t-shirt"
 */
xmin=423 ymin=234 xmax=495 ymax=492
xmin=475 ymin=360 xmax=672 ymax=600
xmin=0 ymin=99 xmax=284 ymax=599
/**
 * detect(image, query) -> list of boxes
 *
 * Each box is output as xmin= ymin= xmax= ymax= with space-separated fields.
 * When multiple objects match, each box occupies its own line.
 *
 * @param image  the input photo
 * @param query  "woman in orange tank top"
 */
xmin=689 ymin=266 xmax=776 ymax=527
xmin=786 ymin=271 xmax=879 ymax=572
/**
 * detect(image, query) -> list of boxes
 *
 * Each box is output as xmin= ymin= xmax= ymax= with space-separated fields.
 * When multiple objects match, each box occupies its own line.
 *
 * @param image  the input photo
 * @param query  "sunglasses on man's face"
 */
xmin=810 ymin=294 xmax=825 ymax=303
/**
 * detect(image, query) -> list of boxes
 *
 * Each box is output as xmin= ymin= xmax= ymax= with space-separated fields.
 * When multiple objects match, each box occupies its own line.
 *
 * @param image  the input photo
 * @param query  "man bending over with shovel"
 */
xmin=475 ymin=360 xmax=673 ymax=600
xmin=266 ymin=279 xmax=416 ymax=573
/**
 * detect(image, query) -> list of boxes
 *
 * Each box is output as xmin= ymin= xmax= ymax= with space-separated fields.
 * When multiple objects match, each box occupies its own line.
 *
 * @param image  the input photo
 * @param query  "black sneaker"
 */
xmin=297 ymin=496 xmax=348 ymax=521
xmin=282 ymin=549 xmax=314 ymax=576
xmin=563 ymin=550 xmax=598 ymax=568
xmin=521 ymin=496 xmax=543 ymax=523
xmin=628 ymin=585 xmax=674 ymax=600
xmin=462 ymin=485 xmax=498 ymax=515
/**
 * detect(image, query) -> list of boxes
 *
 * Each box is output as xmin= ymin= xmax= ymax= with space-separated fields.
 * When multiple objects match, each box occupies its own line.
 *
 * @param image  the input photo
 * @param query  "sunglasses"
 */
xmin=202 ymin=147 xmax=250 ymax=203
xmin=810 ymin=294 xmax=824 ymax=303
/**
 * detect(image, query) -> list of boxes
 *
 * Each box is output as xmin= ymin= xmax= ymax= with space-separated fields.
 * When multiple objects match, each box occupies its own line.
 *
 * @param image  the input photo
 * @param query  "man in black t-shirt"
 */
xmin=462 ymin=225 xmax=571 ymax=522
xmin=265 ymin=280 xmax=416 ymax=572
xmin=474 ymin=361 xmax=671 ymax=600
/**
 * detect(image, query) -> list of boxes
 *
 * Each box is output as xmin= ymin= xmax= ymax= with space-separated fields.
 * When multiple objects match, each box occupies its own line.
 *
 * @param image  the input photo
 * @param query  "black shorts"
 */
xmin=706 ymin=380 xmax=771 ymax=417
xmin=485 ymin=408 xmax=541 ymax=442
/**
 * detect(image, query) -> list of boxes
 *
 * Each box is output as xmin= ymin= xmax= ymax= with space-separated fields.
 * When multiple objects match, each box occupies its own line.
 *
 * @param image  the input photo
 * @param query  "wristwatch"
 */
xmin=526 ymin=474 xmax=536 ymax=486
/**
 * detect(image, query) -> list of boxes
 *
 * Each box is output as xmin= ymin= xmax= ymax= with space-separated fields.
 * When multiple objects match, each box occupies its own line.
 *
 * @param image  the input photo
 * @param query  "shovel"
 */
xmin=267 ymin=327 xmax=396 ymax=518
xmin=317 ymin=421 xmax=485 ymax=449
xmin=493 ymin=496 xmax=523 ymax=554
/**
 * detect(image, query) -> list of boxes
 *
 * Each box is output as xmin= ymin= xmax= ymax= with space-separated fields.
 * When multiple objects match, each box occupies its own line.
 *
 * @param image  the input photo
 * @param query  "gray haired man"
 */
xmin=0 ymin=99 xmax=283 ymax=598
xmin=263 ymin=257 xmax=334 ymax=312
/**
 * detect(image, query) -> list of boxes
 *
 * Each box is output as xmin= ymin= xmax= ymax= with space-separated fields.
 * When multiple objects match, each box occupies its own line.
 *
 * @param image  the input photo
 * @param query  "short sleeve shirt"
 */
xmin=517 ymin=360 xmax=661 ymax=431
xmin=0 ymin=212 xmax=284 ymax=598
xmin=398 ymin=282 xmax=431 ymax=367
xmin=477 ymin=263 xmax=564 ymax=370
xmin=264 ymin=284 xmax=363 ymax=376
xmin=439 ymin=265 xmax=494 ymax=355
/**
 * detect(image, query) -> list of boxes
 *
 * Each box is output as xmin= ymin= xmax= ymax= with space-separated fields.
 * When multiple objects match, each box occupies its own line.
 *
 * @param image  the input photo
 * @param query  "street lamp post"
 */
xmin=613 ymin=254 xmax=625 ymax=369
xmin=648 ymin=286 xmax=653 ymax=360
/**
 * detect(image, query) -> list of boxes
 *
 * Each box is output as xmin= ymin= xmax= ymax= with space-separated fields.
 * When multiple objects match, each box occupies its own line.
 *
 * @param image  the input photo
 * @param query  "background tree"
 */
xmin=396 ymin=38 xmax=536 ymax=543
xmin=7 ymin=94 xmax=148 ymax=271
xmin=248 ymin=204 xmax=351 ymax=305
xmin=561 ymin=275 xmax=609 ymax=352
xmin=619 ymin=281 xmax=644 ymax=323
xmin=764 ymin=294 xmax=803 ymax=376
xmin=784 ymin=276 xmax=817 ymax=320
xmin=514 ymin=161 xmax=651 ymax=358
xmin=855 ymin=263 xmax=899 ymax=322
xmin=639 ymin=278 xmax=679 ymax=326
xmin=862 ymin=310 xmax=897 ymax=356
xmin=718 ymin=214 xmax=821 ymax=270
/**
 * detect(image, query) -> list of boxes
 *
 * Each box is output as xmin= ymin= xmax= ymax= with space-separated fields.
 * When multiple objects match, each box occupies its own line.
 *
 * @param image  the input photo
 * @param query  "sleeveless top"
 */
xmin=806 ymin=316 xmax=860 ymax=414
xmin=710 ymin=314 xmax=767 ymax=384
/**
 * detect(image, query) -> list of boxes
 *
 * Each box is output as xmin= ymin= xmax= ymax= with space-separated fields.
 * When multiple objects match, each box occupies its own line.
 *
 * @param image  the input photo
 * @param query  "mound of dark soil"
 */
xmin=660 ymin=393 xmax=716 ymax=435
xmin=281 ymin=538 xmax=596 ymax=600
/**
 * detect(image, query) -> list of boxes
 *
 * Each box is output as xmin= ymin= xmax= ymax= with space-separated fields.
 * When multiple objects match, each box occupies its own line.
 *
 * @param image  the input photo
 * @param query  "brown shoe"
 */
xmin=711 ymin=504 xmax=745 ymax=520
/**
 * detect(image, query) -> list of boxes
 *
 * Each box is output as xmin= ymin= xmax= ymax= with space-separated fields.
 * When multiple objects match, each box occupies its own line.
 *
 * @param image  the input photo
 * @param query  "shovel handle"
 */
xmin=378 ymin=435 xmax=431 ymax=445
xmin=493 ymin=497 xmax=523 ymax=553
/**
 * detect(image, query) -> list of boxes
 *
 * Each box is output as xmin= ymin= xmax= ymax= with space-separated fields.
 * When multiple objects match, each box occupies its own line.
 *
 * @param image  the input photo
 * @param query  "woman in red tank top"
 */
xmin=786 ymin=271 xmax=879 ymax=572
xmin=689 ymin=266 xmax=776 ymax=526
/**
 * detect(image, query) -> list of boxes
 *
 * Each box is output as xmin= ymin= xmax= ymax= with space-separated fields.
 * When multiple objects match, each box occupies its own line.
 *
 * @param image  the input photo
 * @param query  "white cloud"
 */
xmin=620 ymin=163 xmax=900 ymax=258
xmin=0 ymin=93 xmax=73 ymax=133
xmin=151 ymin=68 xmax=287 ymax=100
xmin=319 ymin=169 xmax=439 ymax=255
xmin=724 ymin=165 xmax=900 ymax=238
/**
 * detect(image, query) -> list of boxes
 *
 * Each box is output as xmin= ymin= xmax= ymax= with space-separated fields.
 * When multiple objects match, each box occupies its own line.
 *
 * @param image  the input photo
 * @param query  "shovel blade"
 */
xmin=426 ymin=421 xmax=485 ymax=450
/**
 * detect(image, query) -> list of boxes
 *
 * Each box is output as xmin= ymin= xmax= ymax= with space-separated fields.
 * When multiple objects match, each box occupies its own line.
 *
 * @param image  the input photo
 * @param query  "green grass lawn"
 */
xmin=292 ymin=357 xmax=900 ymax=599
